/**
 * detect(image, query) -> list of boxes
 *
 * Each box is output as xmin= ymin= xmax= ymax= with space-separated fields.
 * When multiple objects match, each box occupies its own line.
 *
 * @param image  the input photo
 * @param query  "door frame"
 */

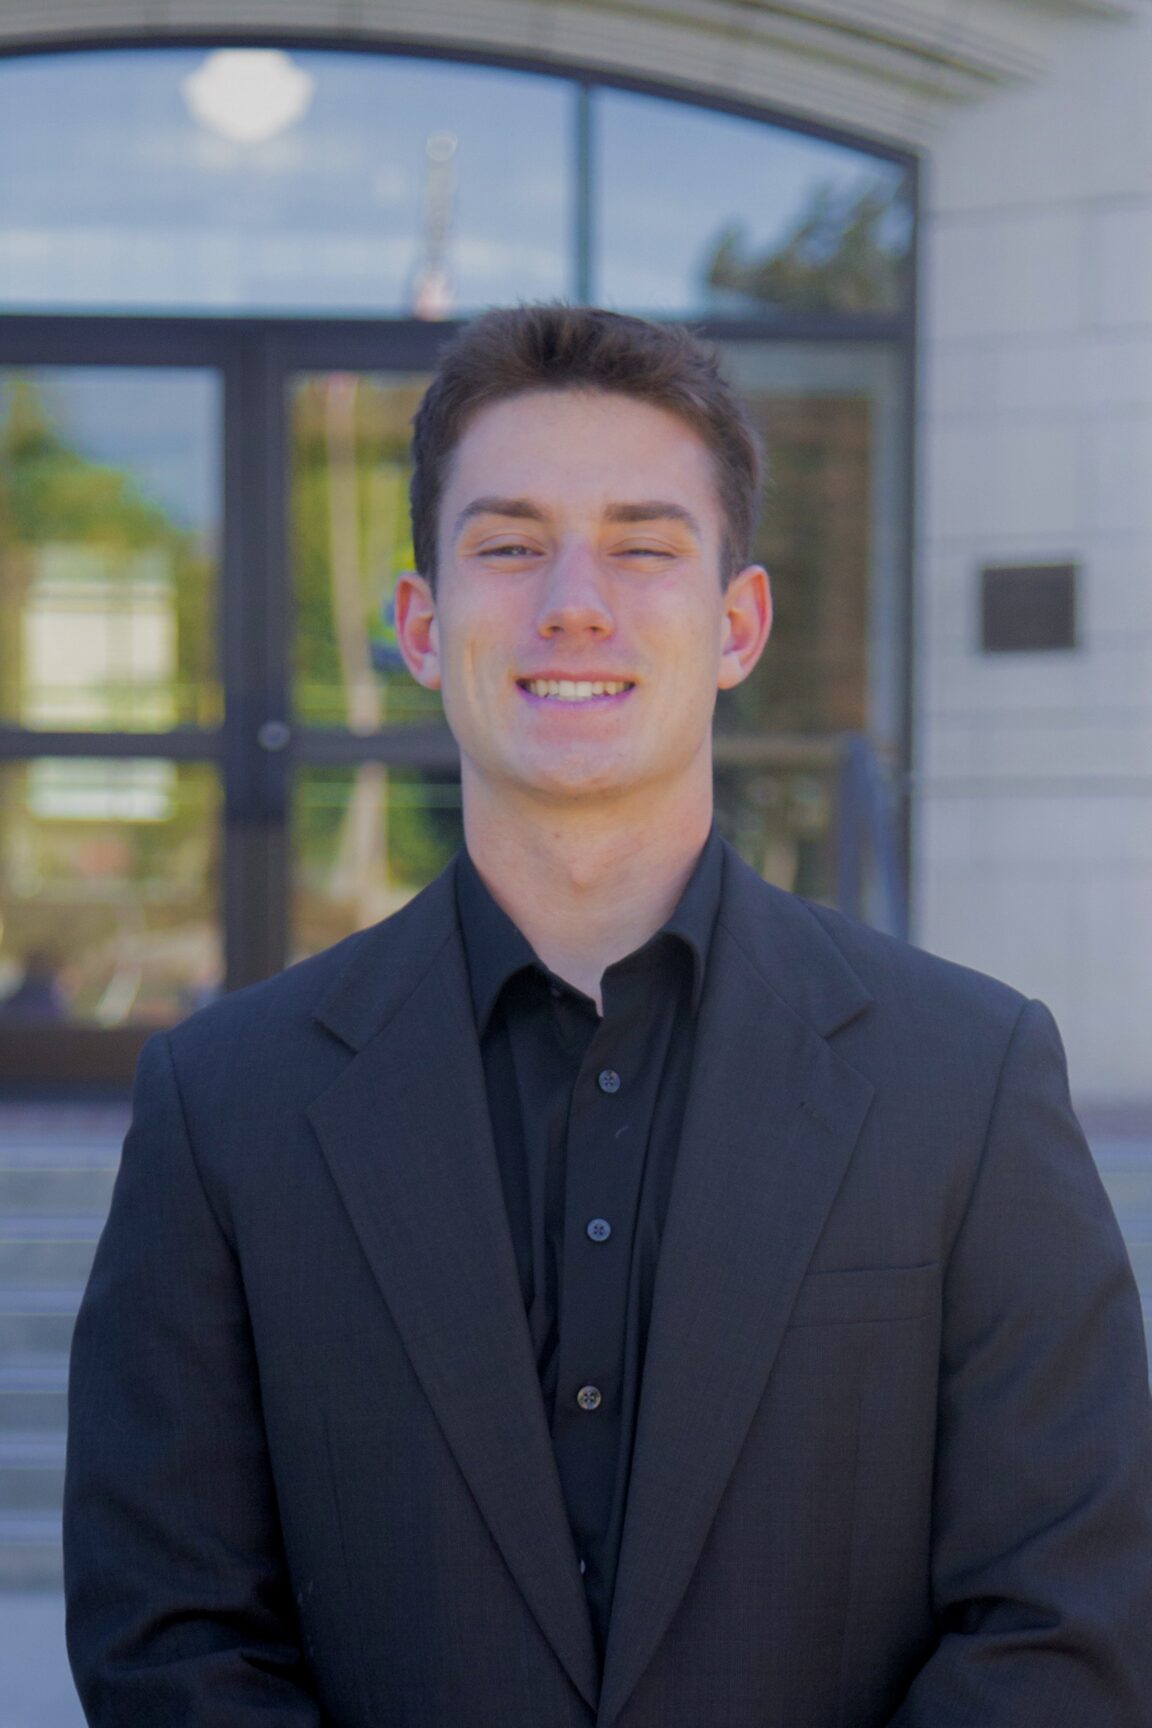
xmin=0 ymin=315 xmax=464 ymax=1085
xmin=0 ymin=310 xmax=911 ymax=1088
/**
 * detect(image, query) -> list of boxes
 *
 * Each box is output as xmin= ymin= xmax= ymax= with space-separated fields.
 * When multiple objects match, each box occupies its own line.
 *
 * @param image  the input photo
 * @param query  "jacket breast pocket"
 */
xmin=786 ymin=1260 xmax=941 ymax=1328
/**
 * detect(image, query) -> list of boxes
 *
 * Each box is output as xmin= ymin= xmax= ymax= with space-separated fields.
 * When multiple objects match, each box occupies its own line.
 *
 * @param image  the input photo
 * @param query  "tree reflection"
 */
xmin=703 ymin=180 xmax=907 ymax=316
xmin=0 ymin=374 xmax=220 ymax=1023
xmin=290 ymin=373 xmax=461 ymax=955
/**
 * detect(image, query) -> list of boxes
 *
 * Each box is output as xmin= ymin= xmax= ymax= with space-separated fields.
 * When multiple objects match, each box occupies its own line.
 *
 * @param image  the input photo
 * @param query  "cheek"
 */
xmin=655 ymin=603 xmax=725 ymax=684
xmin=439 ymin=618 xmax=513 ymax=710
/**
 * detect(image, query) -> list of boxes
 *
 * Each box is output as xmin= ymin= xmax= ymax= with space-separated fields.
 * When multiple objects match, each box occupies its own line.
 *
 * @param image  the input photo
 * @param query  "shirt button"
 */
xmin=579 ymin=1558 xmax=587 ymax=1575
xmin=586 ymin=1217 xmax=612 ymax=1243
xmin=597 ymin=1068 xmax=621 ymax=1094
xmin=576 ymin=1385 xmax=602 ymax=1412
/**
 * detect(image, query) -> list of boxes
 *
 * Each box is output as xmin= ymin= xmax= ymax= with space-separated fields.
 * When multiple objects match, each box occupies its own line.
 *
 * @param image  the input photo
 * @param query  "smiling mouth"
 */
xmin=517 ymin=678 xmax=635 ymax=702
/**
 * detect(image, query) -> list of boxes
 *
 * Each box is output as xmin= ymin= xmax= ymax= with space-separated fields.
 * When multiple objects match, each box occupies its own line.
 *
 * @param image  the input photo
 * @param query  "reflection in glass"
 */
xmin=0 ymin=49 xmax=572 ymax=315
xmin=292 ymin=372 xmax=441 ymax=730
xmin=0 ymin=368 xmax=221 ymax=730
xmin=0 ymin=760 xmax=222 ymax=1026
xmin=721 ymin=390 xmax=873 ymax=738
xmin=182 ymin=50 xmax=315 ymax=146
xmin=595 ymin=89 xmax=910 ymax=317
xmin=715 ymin=762 xmax=836 ymax=904
xmin=293 ymin=766 xmax=462 ymax=959
xmin=713 ymin=344 xmax=905 ymax=754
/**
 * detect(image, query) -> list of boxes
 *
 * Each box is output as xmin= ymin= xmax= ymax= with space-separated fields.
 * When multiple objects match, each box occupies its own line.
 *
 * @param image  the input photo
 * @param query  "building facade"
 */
xmin=0 ymin=0 xmax=1147 ymax=1098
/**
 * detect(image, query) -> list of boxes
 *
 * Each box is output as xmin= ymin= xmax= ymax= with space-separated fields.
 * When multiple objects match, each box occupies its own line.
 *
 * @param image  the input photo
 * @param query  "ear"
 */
xmin=394 ymin=572 xmax=441 ymax=690
xmin=717 ymin=564 xmax=772 ymax=690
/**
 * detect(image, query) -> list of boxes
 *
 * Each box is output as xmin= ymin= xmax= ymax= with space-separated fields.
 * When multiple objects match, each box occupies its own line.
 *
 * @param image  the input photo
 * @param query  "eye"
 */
xmin=616 ymin=544 xmax=675 ymax=561
xmin=482 ymin=541 xmax=539 ymax=558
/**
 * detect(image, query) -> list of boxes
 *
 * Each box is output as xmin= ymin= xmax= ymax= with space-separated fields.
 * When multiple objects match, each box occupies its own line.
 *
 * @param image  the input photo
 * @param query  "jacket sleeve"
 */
xmin=887 ymin=998 xmax=1152 ymax=1727
xmin=64 ymin=1031 xmax=327 ymax=1726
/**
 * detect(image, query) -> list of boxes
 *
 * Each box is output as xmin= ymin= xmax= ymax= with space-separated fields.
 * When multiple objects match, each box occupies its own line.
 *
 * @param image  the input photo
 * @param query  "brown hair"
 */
xmin=409 ymin=304 xmax=762 ymax=587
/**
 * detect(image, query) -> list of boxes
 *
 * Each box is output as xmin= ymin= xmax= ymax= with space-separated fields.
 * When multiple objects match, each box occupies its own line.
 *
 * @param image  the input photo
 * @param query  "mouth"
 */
xmin=516 ymin=677 xmax=636 ymax=704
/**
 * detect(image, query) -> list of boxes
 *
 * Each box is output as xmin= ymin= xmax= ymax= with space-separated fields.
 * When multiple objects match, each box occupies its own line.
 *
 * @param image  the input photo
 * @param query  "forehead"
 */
xmin=443 ymin=389 xmax=722 ymax=520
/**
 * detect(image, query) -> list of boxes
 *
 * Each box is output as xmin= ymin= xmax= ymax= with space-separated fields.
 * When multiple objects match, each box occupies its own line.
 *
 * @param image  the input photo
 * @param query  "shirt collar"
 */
xmin=658 ymin=822 xmax=724 ymax=1012
xmin=455 ymin=848 xmax=539 ymax=1033
xmin=455 ymin=824 xmax=724 ymax=1033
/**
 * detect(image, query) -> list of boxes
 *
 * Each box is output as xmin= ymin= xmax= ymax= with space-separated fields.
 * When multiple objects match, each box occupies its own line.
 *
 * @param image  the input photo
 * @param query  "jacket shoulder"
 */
xmin=720 ymin=843 xmax=1030 ymax=1052
xmin=803 ymin=896 xmax=1028 ymax=1026
xmin=160 ymin=861 xmax=458 ymax=1098
xmin=792 ymin=895 xmax=1048 ymax=1106
xmin=168 ymin=921 xmax=372 ymax=1050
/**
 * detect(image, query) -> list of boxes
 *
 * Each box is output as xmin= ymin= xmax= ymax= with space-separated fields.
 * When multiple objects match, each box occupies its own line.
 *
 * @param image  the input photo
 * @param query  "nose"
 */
xmin=535 ymin=540 xmax=615 ymax=639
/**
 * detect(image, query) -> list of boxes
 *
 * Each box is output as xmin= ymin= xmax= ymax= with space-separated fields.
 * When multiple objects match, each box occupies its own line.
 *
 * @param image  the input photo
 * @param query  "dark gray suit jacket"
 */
xmin=64 ymin=844 xmax=1152 ymax=1726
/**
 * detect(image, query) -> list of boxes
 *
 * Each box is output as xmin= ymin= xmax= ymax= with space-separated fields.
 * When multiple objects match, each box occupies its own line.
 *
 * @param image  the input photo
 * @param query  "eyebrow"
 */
xmin=452 ymin=496 xmax=704 ymax=541
xmin=452 ymin=497 xmax=547 ymax=540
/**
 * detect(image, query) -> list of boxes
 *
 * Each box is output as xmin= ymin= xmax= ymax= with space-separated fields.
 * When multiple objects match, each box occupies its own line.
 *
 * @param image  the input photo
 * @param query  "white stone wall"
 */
xmin=916 ymin=4 xmax=1152 ymax=1098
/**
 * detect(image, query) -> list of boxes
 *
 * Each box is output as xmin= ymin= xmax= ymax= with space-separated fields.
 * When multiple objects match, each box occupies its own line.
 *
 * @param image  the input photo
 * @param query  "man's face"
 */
xmin=395 ymin=389 xmax=771 ymax=813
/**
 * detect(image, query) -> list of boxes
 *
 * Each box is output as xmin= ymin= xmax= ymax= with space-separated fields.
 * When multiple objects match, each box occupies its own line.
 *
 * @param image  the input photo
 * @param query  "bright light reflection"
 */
xmin=182 ymin=50 xmax=315 ymax=145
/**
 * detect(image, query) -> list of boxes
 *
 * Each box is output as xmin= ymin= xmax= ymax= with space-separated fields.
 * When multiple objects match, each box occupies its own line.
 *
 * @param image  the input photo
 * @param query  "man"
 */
xmin=65 ymin=306 xmax=1152 ymax=1726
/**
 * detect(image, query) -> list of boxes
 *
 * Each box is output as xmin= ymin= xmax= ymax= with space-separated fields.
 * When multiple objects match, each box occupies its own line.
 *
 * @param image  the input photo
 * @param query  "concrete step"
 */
xmin=1098 ymin=1137 xmax=1152 ymax=1362
xmin=1097 ymin=1171 xmax=1152 ymax=1215
xmin=0 ymin=1134 xmax=122 ymax=1167
xmin=0 ymin=1100 xmax=128 ymax=1133
xmin=0 ymin=1433 xmax=65 ymax=1514
xmin=0 ymin=1217 xmax=103 ymax=1288
xmin=1088 ymin=1131 xmax=1152 ymax=1157
xmin=0 ymin=1289 xmax=84 ymax=1358
xmin=0 ymin=1166 xmax=118 ymax=1214
xmin=0 ymin=1357 xmax=69 ymax=1433
xmin=0 ymin=1511 xmax=63 ymax=1588
xmin=1115 ymin=1181 xmax=1152 ymax=1219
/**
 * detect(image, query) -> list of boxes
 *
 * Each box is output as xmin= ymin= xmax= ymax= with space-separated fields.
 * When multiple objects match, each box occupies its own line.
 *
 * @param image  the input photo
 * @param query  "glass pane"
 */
xmin=0 ymin=367 xmax=221 ymax=730
xmin=0 ymin=49 xmax=572 ymax=315
xmin=293 ymin=765 xmax=462 ymax=960
xmin=595 ymin=90 xmax=911 ymax=317
xmin=715 ymin=759 xmax=837 ymax=904
xmin=715 ymin=344 xmax=906 ymax=754
xmin=291 ymin=372 xmax=442 ymax=731
xmin=0 ymin=759 xmax=222 ymax=1026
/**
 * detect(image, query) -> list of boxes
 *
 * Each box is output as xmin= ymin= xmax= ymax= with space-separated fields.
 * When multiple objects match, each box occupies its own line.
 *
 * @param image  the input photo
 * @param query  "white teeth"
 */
xmin=523 ymin=679 xmax=631 ymax=701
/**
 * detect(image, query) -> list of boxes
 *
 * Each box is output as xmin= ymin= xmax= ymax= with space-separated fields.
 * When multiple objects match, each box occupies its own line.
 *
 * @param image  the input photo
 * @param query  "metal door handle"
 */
xmin=257 ymin=720 xmax=292 ymax=752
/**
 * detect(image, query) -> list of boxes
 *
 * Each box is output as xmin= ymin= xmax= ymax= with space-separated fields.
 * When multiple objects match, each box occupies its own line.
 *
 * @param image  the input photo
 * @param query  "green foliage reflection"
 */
xmin=0 ymin=372 xmax=221 ymax=1022
xmin=704 ymin=180 xmax=908 ymax=316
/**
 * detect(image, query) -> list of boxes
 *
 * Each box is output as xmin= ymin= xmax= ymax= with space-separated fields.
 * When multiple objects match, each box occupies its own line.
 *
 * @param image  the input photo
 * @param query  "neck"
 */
xmin=462 ymin=776 xmax=713 ymax=1011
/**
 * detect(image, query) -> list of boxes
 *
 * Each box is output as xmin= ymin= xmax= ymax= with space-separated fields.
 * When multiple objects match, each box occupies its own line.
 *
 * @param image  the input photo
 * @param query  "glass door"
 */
xmin=0 ymin=319 xmax=461 ymax=1087
xmin=0 ymin=318 xmax=908 ymax=1085
xmin=0 ymin=357 xmax=225 ymax=1084
xmin=285 ymin=367 xmax=462 ymax=964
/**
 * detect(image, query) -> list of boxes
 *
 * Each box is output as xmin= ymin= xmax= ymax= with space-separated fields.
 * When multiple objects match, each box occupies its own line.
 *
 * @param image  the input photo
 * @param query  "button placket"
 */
xmin=549 ymin=990 xmax=645 ymax=1567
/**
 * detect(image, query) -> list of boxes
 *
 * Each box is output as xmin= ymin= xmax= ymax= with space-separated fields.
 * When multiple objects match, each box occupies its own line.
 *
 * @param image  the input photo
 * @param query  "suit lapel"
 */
xmin=599 ymin=852 xmax=875 ymax=1727
xmin=306 ymin=869 xmax=599 ymax=1710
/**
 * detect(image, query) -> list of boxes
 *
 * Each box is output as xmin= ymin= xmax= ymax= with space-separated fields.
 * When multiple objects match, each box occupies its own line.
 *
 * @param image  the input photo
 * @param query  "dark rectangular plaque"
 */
xmin=980 ymin=563 xmax=1077 ymax=652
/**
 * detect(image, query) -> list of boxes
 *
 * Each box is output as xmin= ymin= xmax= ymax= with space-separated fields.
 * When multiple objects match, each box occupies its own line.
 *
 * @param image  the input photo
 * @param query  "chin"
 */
xmin=515 ymin=755 xmax=642 ymax=803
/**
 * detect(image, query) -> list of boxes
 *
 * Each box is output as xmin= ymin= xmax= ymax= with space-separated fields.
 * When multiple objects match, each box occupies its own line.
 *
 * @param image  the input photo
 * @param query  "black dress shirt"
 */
xmin=455 ymin=829 xmax=723 ymax=1657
